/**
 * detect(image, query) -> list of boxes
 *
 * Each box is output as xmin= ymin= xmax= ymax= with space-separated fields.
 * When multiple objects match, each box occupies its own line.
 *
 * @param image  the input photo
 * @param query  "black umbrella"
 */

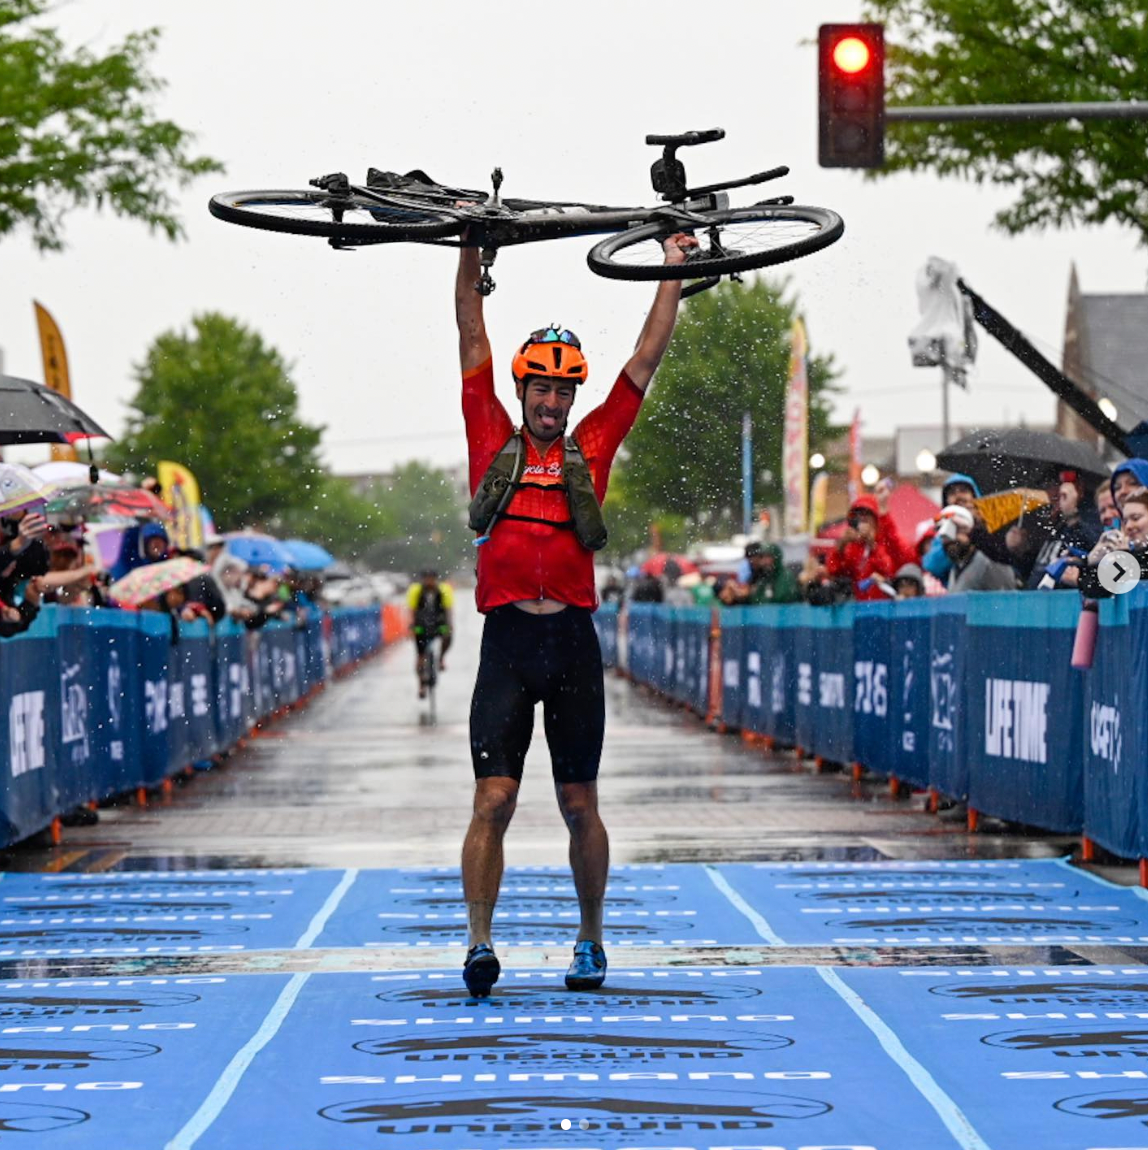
xmin=0 ymin=375 xmax=110 ymax=445
xmin=936 ymin=427 xmax=1112 ymax=494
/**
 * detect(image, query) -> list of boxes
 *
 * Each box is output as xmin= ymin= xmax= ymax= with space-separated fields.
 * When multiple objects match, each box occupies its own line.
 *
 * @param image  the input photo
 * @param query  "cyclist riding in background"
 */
xmin=407 ymin=570 xmax=454 ymax=697
xmin=456 ymin=231 xmax=697 ymax=1000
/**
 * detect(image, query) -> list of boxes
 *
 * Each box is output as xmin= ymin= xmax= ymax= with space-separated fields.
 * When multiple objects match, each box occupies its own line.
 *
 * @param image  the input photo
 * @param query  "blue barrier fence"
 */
xmin=599 ymin=586 xmax=1148 ymax=859
xmin=2 ymin=605 xmax=386 ymax=847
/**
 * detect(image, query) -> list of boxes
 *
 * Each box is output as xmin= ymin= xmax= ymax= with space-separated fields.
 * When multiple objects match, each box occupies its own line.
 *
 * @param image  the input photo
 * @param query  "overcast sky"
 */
xmin=2 ymin=0 xmax=1143 ymax=479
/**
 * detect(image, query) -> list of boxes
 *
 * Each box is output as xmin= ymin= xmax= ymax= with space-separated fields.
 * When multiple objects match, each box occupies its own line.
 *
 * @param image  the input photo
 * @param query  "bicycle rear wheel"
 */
xmin=208 ymin=190 xmax=462 ymax=243
xmin=586 ymin=205 xmax=843 ymax=281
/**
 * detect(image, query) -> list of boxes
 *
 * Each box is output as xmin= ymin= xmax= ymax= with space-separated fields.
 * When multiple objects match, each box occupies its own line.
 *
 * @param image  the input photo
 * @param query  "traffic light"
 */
xmin=819 ymin=23 xmax=885 ymax=168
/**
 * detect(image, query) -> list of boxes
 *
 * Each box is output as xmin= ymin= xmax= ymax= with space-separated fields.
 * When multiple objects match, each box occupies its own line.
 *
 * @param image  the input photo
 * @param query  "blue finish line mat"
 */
xmin=0 ymin=860 xmax=1146 ymax=956
xmin=11 ymin=964 xmax=1148 ymax=1148
xmin=717 ymin=858 xmax=1148 ymax=946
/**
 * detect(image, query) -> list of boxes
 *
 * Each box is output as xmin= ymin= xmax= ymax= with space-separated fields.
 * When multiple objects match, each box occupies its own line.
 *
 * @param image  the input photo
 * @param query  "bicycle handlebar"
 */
xmin=646 ymin=129 xmax=725 ymax=147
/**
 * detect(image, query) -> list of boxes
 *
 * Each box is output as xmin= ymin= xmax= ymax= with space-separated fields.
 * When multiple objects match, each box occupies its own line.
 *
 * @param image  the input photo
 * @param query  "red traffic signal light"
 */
xmin=819 ymin=23 xmax=885 ymax=168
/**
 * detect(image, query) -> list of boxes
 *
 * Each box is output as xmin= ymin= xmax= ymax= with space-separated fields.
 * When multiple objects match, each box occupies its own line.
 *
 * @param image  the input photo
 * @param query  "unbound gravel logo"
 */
xmin=318 ymin=1088 xmax=831 ymax=1143
xmin=1055 ymin=1087 xmax=1148 ymax=1121
xmin=798 ymin=888 xmax=1058 ymax=908
xmin=0 ymin=1037 xmax=159 ymax=1071
xmin=827 ymin=914 xmax=1137 ymax=938
xmin=395 ymin=892 xmax=669 ymax=910
xmin=983 ymin=1024 xmax=1148 ymax=1058
xmin=374 ymin=978 xmax=762 ymax=1012
xmin=0 ymin=923 xmax=250 ymax=949
xmin=930 ymin=981 xmax=1148 ymax=1007
xmin=0 ymin=900 xmax=243 ymax=917
xmin=0 ymin=1101 xmax=89 ymax=1132
xmin=0 ymin=989 xmax=200 ymax=1020
xmin=353 ymin=1027 xmax=792 ymax=1068
xmin=383 ymin=919 xmax=686 ymax=941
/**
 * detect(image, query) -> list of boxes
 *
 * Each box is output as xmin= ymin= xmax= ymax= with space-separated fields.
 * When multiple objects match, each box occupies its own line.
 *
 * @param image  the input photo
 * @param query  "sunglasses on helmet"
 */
xmin=525 ymin=325 xmax=581 ymax=351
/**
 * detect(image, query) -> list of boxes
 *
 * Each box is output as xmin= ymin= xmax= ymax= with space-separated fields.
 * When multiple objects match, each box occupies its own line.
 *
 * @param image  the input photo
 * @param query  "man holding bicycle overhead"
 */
xmin=456 ymin=232 xmax=697 ymax=998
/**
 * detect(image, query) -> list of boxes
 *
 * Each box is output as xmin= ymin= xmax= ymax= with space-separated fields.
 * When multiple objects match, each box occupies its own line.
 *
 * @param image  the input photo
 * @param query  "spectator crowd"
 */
xmin=0 ymin=471 xmax=330 ymax=642
xmin=605 ymin=459 xmax=1148 ymax=611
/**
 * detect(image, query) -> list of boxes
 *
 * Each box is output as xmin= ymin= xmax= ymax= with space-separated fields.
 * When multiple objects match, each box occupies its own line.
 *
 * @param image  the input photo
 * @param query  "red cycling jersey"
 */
xmin=463 ymin=357 xmax=643 ymax=613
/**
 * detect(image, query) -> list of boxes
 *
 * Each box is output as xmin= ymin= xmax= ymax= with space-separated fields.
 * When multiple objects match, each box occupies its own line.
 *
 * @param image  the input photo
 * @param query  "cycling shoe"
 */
xmin=462 ymin=943 xmax=501 ymax=998
xmin=565 ymin=939 xmax=607 ymax=991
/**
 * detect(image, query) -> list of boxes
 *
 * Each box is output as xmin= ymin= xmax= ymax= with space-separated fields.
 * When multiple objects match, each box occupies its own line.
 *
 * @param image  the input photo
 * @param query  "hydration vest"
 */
xmin=468 ymin=431 xmax=607 ymax=552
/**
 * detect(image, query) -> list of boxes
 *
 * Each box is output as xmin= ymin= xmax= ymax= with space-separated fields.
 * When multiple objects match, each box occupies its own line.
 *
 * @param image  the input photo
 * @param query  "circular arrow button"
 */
xmin=1098 ymin=550 xmax=1143 ymax=595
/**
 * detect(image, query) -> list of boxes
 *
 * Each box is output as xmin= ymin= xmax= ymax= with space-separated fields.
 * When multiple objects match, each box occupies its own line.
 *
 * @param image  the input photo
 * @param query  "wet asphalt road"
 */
xmin=8 ymin=598 xmax=1080 ymax=876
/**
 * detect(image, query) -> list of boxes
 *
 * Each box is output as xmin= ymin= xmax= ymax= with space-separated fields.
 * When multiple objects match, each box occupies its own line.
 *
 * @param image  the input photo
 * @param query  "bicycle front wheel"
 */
xmin=209 ymin=190 xmax=462 ymax=243
xmin=586 ymin=205 xmax=843 ymax=281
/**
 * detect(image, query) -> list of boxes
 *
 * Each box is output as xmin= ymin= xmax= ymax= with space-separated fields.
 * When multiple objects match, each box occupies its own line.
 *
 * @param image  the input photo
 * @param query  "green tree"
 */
xmin=269 ymin=476 xmax=397 ymax=563
xmin=358 ymin=462 xmax=471 ymax=575
xmin=107 ymin=313 xmax=324 ymax=528
xmin=0 ymin=0 xmax=220 ymax=250
xmin=616 ymin=278 xmax=840 ymax=530
xmin=866 ymin=0 xmax=1148 ymax=243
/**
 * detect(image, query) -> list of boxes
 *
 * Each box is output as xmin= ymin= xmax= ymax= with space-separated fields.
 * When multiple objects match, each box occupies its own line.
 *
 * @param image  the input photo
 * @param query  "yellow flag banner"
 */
xmin=781 ymin=318 xmax=809 ymax=536
xmin=33 ymin=301 xmax=77 ymax=462
xmin=157 ymin=461 xmax=204 ymax=551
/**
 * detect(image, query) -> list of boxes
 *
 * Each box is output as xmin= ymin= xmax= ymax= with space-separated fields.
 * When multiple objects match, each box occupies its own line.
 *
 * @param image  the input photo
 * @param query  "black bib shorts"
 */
xmin=469 ymin=605 xmax=605 ymax=785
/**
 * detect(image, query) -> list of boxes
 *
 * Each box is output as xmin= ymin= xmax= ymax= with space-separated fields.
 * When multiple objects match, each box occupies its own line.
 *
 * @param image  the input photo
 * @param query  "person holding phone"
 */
xmin=825 ymin=492 xmax=911 ymax=601
xmin=0 ymin=508 xmax=49 ymax=607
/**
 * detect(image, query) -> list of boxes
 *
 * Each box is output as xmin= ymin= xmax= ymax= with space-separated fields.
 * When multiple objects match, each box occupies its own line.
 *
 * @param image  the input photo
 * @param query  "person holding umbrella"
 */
xmin=0 ymin=464 xmax=51 ymax=614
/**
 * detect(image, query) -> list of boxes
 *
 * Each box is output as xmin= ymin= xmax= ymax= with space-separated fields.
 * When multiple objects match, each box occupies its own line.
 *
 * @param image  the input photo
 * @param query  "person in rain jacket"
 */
xmin=109 ymin=522 xmax=170 ymax=582
xmin=922 ymin=473 xmax=982 ymax=581
xmin=825 ymin=494 xmax=912 ymax=601
xmin=721 ymin=542 xmax=800 ymax=605
xmin=1111 ymin=458 xmax=1148 ymax=511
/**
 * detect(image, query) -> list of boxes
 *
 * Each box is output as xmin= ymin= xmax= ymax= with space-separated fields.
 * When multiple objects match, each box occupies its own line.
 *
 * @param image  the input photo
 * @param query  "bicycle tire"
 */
xmin=585 ymin=205 xmax=843 ymax=281
xmin=208 ymin=189 xmax=462 ymax=243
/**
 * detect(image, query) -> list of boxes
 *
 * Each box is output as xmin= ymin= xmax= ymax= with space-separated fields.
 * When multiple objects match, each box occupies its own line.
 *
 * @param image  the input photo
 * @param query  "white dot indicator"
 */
xmin=560 ymin=1119 xmax=571 ymax=1131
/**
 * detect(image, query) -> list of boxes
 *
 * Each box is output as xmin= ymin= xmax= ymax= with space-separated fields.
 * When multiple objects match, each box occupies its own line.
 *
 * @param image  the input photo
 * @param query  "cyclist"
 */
xmin=406 ymin=570 xmax=454 ymax=697
xmin=455 ymin=231 xmax=697 ymax=998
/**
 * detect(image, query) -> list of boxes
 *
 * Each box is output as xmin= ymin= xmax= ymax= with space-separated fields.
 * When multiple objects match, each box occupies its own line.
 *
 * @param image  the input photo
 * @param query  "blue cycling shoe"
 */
xmin=462 ymin=943 xmax=500 ymax=998
xmin=565 ymin=939 xmax=607 ymax=990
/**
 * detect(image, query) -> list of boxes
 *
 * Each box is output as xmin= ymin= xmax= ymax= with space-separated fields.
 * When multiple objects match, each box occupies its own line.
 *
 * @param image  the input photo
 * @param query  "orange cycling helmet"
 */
xmin=511 ymin=325 xmax=589 ymax=384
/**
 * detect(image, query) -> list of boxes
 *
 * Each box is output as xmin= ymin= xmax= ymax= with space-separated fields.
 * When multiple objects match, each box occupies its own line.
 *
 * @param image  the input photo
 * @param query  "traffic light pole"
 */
xmin=887 ymin=101 xmax=1148 ymax=123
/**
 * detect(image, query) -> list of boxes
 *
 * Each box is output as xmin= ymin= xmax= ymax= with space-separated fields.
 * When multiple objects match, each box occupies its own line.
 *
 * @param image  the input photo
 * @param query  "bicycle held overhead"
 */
xmin=208 ymin=128 xmax=844 ymax=295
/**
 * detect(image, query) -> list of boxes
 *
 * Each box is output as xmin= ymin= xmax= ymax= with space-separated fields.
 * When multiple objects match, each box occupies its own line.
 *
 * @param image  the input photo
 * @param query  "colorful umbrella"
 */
xmin=0 ymin=462 xmax=50 ymax=516
xmin=975 ymin=488 xmax=1050 ymax=534
xmin=640 ymin=552 xmax=700 ymax=579
xmin=225 ymin=532 xmax=295 ymax=573
xmin=45 ymin=484 xmax=170 ymax=523
xmin=108 ymin=557 xmax=208 ymax=607
xmin=284 ymin=538 xmax=336 ymax=571
xmin=33 ymin=461 xmax=125 ymax=489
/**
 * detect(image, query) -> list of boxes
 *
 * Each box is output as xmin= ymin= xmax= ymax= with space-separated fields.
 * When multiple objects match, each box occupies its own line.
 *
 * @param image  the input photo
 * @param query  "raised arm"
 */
xmin=456 ymin=246 xmax=492 ymax=373
xmin=623 ymin=232 xmax=699 ymax=392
